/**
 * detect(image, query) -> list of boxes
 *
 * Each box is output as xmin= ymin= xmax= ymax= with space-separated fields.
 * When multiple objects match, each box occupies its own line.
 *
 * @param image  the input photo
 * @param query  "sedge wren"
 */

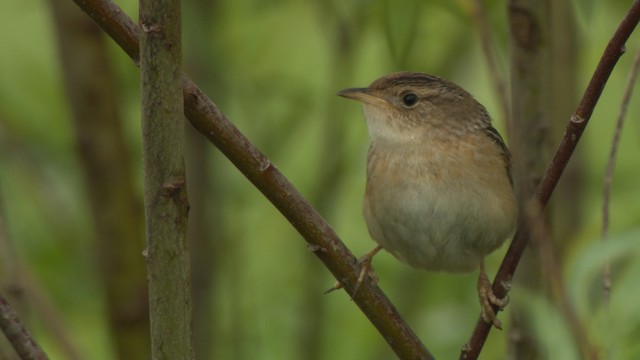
xmin=338 ymin=72 xmax=517 ymax=329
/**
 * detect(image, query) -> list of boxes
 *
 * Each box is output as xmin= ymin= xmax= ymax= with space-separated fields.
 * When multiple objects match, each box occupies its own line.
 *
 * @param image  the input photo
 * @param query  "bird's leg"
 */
xmin=477 ymin=260 xmax=509 ymax=329
xmin=325 ymin=245 xmax=383 ymax=295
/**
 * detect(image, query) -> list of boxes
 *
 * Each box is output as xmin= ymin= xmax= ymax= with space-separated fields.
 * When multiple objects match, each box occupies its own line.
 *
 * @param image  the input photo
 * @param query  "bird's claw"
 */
xmin=477 ymin=268 xmax=509 ymax=330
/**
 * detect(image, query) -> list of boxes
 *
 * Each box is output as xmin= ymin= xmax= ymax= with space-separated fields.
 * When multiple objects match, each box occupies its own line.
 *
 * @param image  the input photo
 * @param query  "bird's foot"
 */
xmin=477 ymin=265 xmax=509 ymax=330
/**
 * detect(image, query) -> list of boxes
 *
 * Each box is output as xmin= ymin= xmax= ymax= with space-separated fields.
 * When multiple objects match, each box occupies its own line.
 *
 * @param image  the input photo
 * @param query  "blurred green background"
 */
xmin=1 ymin=0 xmax=640 ymax=359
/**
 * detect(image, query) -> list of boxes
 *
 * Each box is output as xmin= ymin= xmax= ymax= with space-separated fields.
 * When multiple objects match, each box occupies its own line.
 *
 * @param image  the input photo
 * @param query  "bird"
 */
xmin=337 ymin=71 xmax=518 ymax=329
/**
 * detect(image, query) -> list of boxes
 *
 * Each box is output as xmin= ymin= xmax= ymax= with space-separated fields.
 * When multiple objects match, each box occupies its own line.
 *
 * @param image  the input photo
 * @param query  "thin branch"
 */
xmin=601 ymin=46 xmax=640 ymax=304
xmin=0 ymin=293 xmax=49 ymax=360
xmin=70 ymin=0 xmax=433 ymax=358
xmin=505 ymin=1 xmax=551 ymax=357
xmin=461 ymin=1 xmax=640 ymax=359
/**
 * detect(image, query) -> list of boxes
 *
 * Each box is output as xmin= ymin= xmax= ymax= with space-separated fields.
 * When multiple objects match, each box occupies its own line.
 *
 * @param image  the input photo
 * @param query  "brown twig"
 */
xmin=601 ymin=46 xmax=640 ymax=304
xmin=0 ymin=293 xmax=49 ymax=360
xmin=461 ymin=1 xmax=640 ymax=359
xmin=70 ymin=0 xmax=433 ymax=358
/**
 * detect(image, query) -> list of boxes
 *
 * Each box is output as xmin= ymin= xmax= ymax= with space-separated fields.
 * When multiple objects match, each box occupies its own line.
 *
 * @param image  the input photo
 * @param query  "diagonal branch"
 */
xmin=70 ymin=0 xmax=433 ymax=358
xmin=461 ymin=1 xmax=640 ymax=358
xmin=0 ymin=293 xmax=49 ymax=360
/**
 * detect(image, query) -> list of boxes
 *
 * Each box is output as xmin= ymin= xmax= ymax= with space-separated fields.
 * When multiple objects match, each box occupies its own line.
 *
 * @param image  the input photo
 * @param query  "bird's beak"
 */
xmin=337 ymin=87 xmax=388 ymax=106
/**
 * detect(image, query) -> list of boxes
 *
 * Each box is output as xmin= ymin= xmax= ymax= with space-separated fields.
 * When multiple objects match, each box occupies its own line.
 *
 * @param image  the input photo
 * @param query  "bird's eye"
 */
xmin=402 ymin=93 xmax=418 ymax=107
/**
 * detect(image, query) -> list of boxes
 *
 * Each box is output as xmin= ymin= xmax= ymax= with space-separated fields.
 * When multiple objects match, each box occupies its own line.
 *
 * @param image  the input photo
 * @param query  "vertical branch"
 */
xmin=508 ymin=0 xmax=552 ymax=203
xmin=548 ymin=0 xmax=582 ymax=244
xmin=139 ymin=0 xmax=193 ymax=358
xmin=506 ymin=1 xmax=552 ymax=359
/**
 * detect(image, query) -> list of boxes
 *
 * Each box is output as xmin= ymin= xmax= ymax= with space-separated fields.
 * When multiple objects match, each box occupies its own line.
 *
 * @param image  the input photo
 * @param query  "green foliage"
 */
xmin=1 ymin=0 xmax=640 ymax=359
xmin=513 ymin=229 xmax=640 ymax=359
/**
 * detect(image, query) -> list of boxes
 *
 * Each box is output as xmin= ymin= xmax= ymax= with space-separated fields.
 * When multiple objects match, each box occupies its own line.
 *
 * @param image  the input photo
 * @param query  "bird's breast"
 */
xmin=363 ymin=136 xmax=517 ymax=273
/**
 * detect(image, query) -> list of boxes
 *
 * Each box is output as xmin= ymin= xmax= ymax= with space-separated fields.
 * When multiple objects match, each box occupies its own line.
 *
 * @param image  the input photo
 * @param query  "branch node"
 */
xmin=257 ymin=158 xmax=272 ymax=173
xmin=141 ymin=22 xmax=161 ymax=33
xmin=460 ymin=343 xmax=471 ymax=358
xmin=162 ymin=179 xmax=186 ymax=196
xmin=307 ymin=243 xmax=324 ymax=252
xmin=570 ymin=114 xmax=585 ymax=124
xmin=500 ymin=277 xmax=512 ymax=293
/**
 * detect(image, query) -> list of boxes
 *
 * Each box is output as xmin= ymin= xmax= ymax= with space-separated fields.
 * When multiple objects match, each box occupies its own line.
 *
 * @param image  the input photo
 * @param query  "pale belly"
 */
xmin=364 ymin=143 xmax=517 ymax=273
